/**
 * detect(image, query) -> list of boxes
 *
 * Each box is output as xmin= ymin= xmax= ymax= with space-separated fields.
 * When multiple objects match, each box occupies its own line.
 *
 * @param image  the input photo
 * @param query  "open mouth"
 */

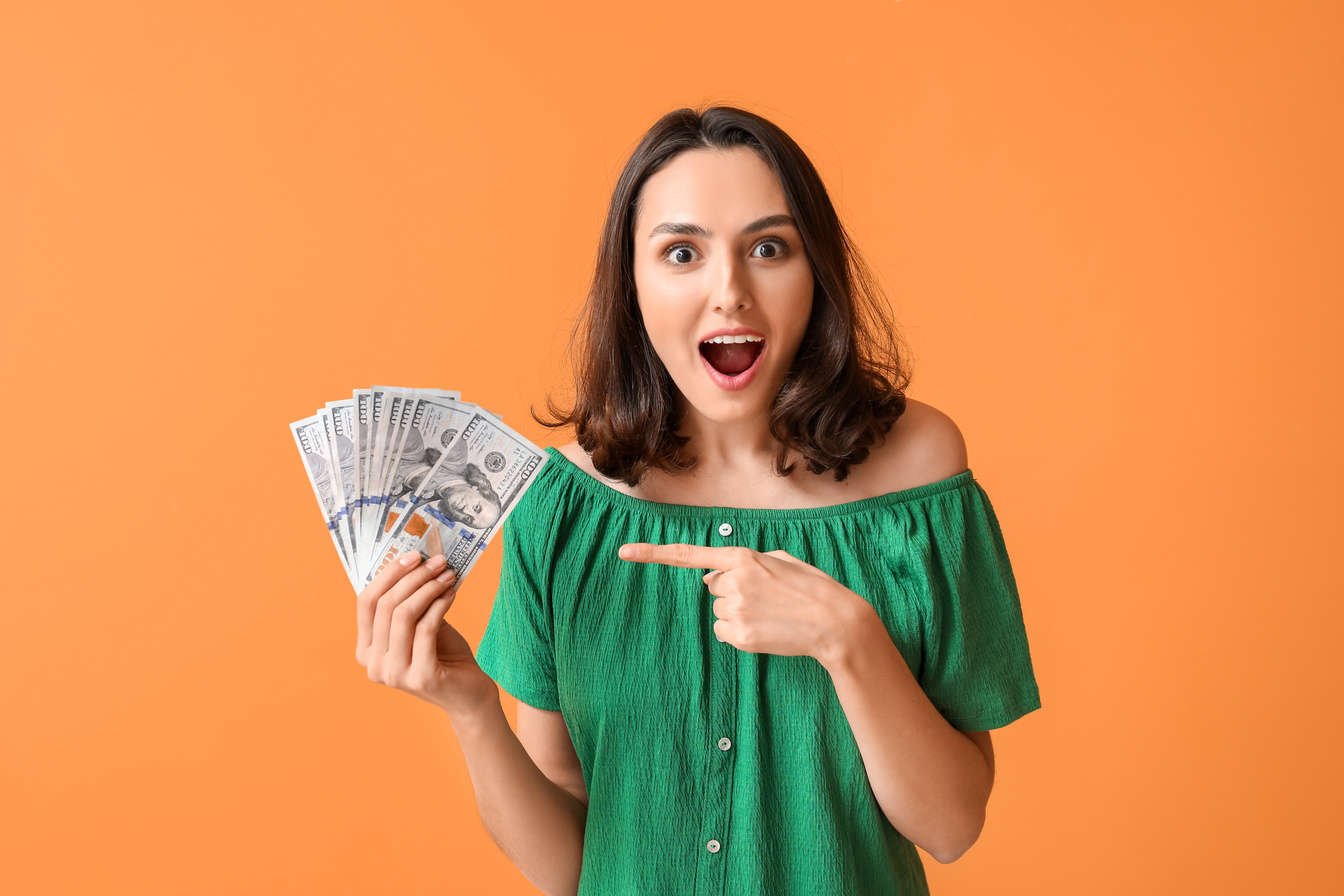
xmin=699 ymin=334 xmax=765 ymax=377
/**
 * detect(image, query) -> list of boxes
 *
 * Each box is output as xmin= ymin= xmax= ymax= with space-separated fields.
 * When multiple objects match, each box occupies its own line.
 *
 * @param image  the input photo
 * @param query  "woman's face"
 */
xmin=631 ymin=147 xmax=814 ymax=429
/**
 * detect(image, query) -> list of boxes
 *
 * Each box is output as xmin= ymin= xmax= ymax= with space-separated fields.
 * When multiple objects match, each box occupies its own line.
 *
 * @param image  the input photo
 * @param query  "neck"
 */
xmin=675 ymin=403 xmax=784 ymax=476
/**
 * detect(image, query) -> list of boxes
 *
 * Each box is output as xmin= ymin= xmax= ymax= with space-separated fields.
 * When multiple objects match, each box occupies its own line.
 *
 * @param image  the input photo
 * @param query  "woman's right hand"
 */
xmin=355 ymin=551 xmax=497 ymax=718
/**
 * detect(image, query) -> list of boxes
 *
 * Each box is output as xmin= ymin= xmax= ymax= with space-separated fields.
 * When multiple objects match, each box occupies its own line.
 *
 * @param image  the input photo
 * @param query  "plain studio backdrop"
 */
xmin=1 ymin=2 xmax=1340 ymax=893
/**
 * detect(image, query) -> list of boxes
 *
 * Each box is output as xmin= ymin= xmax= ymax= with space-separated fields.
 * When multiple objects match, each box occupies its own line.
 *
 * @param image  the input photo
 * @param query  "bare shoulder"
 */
xmin=851 ymin=398 xmax=970 ymax=495
xmin=556 ymin=441 xmax=604 ymax=480
xmin=555 ymin=441 xmax=639 ymax=496
xmin=556 ymin=411 xmax=966 ymax=506
xmin=556 ymin=441 xmax=589 ymax=469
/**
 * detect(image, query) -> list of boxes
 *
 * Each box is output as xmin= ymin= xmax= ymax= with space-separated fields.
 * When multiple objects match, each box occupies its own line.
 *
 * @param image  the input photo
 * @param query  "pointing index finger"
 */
xmin=619 ymin=543 xmax=747 ymax=569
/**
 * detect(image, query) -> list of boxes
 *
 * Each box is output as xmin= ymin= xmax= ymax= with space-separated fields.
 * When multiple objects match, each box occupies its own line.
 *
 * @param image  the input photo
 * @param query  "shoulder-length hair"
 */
xmin=537 ymin=104 xmax=911 ymax=487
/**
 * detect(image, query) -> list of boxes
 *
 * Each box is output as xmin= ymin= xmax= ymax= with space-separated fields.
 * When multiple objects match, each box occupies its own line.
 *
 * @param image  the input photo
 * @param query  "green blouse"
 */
xmin=475 ymin=447 xmax=1042 ymax=895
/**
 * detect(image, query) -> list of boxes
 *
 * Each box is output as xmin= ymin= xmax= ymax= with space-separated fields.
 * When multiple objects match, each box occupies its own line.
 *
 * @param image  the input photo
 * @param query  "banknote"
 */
xmin=353 ymin=389 xmax=373 ymax=553
xmin=364 ymin=411 xmax=549 ymax=588
xmin=361 ymin=386 xmax=400 ymax=560
xmin=291 ymin=414 xmax=356 ymax=587
xmin=293 ymin=387 xmax=542 ymax=591
xmin=324 ymin=399 xmax=359 ymax=558
xmin=317 ymin=408 xmax=353 ymax=564
xmin=358 ymin=388 xmax=464 ymax=575
xmin=363 ymin=393 xmax=478 ymax=577
xmin=369 ymin=389 xmax=409 ymax=567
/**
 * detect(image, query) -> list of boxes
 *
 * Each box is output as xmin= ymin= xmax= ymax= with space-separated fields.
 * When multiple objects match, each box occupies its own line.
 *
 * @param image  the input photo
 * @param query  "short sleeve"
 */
xmin=474 ymin=483 xmax=561 ymax=711
xmin=914 ymin=480 xmax=1042 ymax=731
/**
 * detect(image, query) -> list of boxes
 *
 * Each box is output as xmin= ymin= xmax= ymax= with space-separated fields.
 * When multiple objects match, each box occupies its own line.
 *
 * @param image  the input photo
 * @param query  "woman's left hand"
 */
xmin=618 ymin=542 xmax=871 ymax=662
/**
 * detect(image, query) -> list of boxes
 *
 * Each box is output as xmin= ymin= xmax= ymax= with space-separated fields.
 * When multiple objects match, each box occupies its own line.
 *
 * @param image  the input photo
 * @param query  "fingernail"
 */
xmin=426 ymin=554 xmax=446 ymax=571
xmin=436 ymin=568 xmax=456 ymax=583
xmin=399 ymin=552 xmax=420 ymax=567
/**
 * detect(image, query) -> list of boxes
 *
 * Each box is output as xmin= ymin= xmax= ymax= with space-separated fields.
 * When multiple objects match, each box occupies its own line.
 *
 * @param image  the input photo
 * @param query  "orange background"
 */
xmin=2 ymin=2 xmax=1341 ymax=893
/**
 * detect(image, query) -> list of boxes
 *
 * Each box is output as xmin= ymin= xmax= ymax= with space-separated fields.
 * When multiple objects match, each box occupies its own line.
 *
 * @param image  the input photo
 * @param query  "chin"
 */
xmin=678 ymin=385 xmax=779 ymax=427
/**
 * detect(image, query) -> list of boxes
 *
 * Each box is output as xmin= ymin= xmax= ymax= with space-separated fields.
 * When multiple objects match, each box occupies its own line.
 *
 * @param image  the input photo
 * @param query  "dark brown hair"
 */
xmin=536 ymin=104 xmax=911 ymax=487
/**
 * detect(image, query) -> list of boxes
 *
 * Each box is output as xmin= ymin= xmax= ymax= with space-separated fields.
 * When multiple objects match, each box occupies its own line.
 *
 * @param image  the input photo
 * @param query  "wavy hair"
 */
xmin=536 ymin=104 xmax=911 ymax=486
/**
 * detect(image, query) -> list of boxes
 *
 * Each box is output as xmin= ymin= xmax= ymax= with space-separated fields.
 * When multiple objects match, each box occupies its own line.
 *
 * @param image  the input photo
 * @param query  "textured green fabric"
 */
xmin=475 ymin=447 xmax=1041 ymax=895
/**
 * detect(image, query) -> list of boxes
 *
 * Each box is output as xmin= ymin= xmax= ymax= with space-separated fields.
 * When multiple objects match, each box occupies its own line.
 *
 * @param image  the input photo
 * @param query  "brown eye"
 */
xmin=754 ymin=239 xmax=787 ymax=259
xmin=664 ymin=242 xmax=698 ymax=265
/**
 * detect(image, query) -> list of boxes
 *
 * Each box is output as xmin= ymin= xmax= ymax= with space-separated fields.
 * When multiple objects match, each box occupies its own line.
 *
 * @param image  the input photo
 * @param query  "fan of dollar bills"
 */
xmin=290 ymin=386 xmax=550 ymax=592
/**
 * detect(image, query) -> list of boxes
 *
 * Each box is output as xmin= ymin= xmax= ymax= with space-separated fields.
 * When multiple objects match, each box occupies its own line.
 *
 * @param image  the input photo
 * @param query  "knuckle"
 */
xmin=375 ymin=567 xmax=409 ymax=591
xmin=378 ymin=557 xmax=408 ymax=580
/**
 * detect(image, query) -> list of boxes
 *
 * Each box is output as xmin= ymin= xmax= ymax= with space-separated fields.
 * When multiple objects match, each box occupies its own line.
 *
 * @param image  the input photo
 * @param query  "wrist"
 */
xmin=443 ymin=670 xmax=503 ymax=738
xmin=814 ymin=585 xmax=880 ymax=672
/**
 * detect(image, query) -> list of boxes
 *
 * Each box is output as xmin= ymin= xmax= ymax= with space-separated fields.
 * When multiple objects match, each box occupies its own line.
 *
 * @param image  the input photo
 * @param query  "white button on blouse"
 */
xmin=718 ymin=522 xmax=733 ymax=537
xmin=706 ymin=839 xmax=721 ymax=853
xmin=718 ymin=737 xmax=732 ymax=751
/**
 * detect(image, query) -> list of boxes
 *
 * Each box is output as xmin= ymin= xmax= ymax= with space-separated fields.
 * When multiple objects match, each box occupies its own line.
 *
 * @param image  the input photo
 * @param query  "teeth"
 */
xmin=701 ymin=334 xmax=764 ymax=344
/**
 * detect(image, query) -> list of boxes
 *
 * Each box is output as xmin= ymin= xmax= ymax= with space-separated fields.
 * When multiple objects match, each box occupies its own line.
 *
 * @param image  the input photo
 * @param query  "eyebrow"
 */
xmin=648 ymin=214 xmax=797 ymax=240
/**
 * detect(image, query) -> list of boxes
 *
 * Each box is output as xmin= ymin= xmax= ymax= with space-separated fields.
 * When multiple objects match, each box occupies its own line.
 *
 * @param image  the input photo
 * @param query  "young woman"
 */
xmin=353 ymin=105 xmax=1042 ymax=896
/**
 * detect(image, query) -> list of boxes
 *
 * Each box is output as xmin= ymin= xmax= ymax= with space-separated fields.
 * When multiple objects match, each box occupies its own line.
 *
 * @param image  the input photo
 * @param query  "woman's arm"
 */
xmin=354 ymin=552 xmax=585 ymax=896
xmin=449 ymin=693 xmax=587 ymax=896
xmin=817 ymin=602 xmax=994 ymax=864
xmin=814 ymin=398 xmax=994 ymax=862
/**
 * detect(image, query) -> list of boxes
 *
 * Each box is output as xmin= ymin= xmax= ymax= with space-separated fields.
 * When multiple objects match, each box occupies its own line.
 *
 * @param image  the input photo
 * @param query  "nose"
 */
xmin=710 ymin=251 xmax=753 ymax=315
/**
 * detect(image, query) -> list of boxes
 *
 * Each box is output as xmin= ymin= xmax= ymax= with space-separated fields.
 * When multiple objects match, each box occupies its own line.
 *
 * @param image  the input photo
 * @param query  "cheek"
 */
xmin=783 ymin=275 xmax=815 ymax=344
xmin=636 ymin=298 xmax=696 ymax=367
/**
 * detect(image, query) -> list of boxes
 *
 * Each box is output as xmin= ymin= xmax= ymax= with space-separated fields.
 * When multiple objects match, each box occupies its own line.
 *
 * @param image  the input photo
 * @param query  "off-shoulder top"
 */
xmin=475 ymin=447 xmax=1042 ymax=895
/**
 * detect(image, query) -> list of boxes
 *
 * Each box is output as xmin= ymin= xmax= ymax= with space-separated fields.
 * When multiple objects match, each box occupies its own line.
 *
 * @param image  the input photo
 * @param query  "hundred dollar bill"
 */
xmin=360 ymin=386 xmax=402 ymax=559
xmin=371 ymin=403 xmax=495 ymax=556
xmin=324 ymin=399 xmax=360 ymax=561
xmin=370 ymin=390 xmax=426 ymax=545
xmin=347 ymin=387 xmax=462 ymax=577
xmin=352 ymin=389 xmax=373 ymax=556
xmin=359 ymin=387 xmax=466 ymax=574
xmin=372 ymin=392 xmax=473 ymax=514
xmin=363 ymin=412 xmax=549 ymax=589
xmin=378 ymin=391 xmax=411 ymax=540
xmin=317 ymin=408 xmax=353 ymax=562
xmin=363 ymin=393 xmax=477 ymax=579
xmin=290 ymin=414 xmax=356 ymax=587
xmin=362 ymin=388 xmax=428 ymax=573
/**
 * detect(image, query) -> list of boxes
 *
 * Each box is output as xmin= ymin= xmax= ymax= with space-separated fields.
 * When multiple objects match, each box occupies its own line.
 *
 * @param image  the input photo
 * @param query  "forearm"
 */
xmin=818 ymin=600 xmax=992 ymax=864
xmin=448 ymin=690 xmax=586 ymax=896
